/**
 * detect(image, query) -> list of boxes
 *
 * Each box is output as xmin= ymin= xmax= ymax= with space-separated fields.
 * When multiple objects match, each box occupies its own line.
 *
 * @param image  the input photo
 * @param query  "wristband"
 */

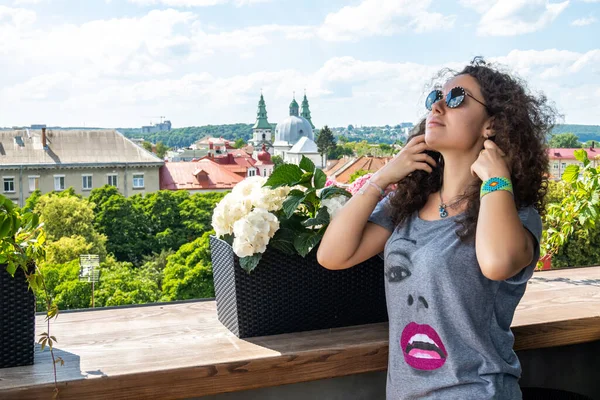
xmin=480 ymin=177 xmax=513 ymax=199
xmin=358 ymin=180 xmax=385 ymax=199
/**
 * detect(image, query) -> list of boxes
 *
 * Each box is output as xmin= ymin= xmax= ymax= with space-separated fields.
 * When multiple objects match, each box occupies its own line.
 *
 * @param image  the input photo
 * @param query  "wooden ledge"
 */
xmin=1 ymin=266 xmax=599 ymax=400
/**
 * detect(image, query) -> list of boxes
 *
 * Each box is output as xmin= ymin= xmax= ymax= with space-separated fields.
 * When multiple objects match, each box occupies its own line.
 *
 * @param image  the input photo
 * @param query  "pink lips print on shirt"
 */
xmin=400 ymin=322 xmax=448 ymax=370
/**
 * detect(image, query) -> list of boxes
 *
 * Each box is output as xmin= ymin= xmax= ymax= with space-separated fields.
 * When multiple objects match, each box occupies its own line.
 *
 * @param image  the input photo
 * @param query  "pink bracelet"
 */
xmin=368 ymin=181 xmax=386 ymax=198
xmin=358 ymin=180 xmax=385 ymax=199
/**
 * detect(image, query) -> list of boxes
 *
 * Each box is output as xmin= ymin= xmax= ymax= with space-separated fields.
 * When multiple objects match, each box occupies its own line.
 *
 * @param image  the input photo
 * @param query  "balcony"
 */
xmin=1 ymin=266 xmax=599 ymax=400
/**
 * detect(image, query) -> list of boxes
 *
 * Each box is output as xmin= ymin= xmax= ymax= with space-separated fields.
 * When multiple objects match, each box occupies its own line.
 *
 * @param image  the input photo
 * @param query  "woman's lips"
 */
xmin=400 ymin=322 xmax=447 ymax=370
xmin=426 ymin=121 xmax=444 ymax=128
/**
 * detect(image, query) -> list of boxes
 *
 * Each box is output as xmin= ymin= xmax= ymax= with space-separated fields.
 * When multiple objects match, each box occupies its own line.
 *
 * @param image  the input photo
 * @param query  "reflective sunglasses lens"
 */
xmin=446 ymin=87 xmax=465 ymax=108
xmin=425 ymin=90 xmax=442 ymax=110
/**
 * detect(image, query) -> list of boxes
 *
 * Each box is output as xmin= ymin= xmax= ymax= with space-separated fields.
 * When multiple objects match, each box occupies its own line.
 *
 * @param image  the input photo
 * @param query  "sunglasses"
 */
xmin=425 ymin=86 xmax=490 ymax=113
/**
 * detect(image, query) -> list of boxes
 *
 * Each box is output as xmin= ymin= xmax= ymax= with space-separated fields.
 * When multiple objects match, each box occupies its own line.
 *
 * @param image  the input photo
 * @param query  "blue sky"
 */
xmin=1 ymin=0 xmax=599 ymax=128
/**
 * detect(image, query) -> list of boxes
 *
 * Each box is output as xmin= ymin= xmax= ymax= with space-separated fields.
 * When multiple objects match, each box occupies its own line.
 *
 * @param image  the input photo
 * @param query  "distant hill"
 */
xmin=110 ymin=123 xmax=600 ymax=148
xmin=551 ymin=124 xmax=600 ymax=143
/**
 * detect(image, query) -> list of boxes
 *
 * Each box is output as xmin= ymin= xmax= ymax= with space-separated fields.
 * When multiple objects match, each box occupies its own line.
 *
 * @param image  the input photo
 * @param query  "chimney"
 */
xmin=592 ymin=141 xmax=595 ymax=149
xmin=41 ymin=127 xmax=47 ymax=148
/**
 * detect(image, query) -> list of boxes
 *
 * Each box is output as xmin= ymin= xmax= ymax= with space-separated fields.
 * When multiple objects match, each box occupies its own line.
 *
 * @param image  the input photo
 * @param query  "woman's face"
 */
xmin=424 ymin=74 xmax=491 ymax=154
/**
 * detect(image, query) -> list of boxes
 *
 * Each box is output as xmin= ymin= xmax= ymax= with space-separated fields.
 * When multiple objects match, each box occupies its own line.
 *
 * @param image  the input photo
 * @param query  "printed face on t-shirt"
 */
xmin=386 ymin=261 xmax=448 ymax=371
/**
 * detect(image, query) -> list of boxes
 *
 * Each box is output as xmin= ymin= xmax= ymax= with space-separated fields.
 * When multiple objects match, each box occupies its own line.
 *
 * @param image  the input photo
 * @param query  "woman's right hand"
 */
xmin=371 ymin=134 xmax=437 ymax=187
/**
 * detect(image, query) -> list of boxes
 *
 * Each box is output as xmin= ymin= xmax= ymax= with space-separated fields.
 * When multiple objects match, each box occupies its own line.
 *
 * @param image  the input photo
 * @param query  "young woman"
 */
xmin=317 ymin=58 xmax=554 ymax=399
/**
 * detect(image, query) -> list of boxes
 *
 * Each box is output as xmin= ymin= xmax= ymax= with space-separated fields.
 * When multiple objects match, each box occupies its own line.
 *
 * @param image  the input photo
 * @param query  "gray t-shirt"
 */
xmin=368 ymin=194 xmax=542 ymax=400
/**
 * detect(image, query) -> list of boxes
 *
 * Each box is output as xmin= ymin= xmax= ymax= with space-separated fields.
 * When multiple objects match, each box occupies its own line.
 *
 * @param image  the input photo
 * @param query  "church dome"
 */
xmin=274 ymin=115 xmax=314 ymax=146
xmin=257 ymin=144 xmax=272 ymax=163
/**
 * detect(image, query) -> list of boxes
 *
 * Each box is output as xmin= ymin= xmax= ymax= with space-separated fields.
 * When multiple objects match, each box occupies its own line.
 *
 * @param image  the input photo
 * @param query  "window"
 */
xmin=263 ymin=168 xmax=267 ymax=177
xmin=3 ymin=177 xmax=15 ymax=193
xmin=28 ymin=176 xmax=40 ymax=192
xmin=133 ymin=174 xmax=144 ymax=188
xmin=561 ymin=163 xmax=566 ymax=168
xmin=248 ymin=169 xmax=255 ymax=177
xmin=82 ymin=175 xmax=93 ymax=190
xmin=54 ymin=175 xmax=65 ymax=191
xmin=553 ymin=163 xmax=558 ymax=170
xmin=108 ymin=174 xmax=118 ymax=187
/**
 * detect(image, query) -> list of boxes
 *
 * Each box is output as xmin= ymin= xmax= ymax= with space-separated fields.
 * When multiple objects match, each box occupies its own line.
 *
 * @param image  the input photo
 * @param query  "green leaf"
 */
xmin=269 ymin=228 xmax=297 ymax=255
xmin=573 ymin=149 xmax=589 ymax=164
xmin=0 ymin=215 xmax=11 ymax=238
xmin=299 ymin=156 xmax=316 ymax=174
xmin=562 ymin=165 xmax=580 ymax=183
xmin=264 ymin=164 xmax=303 ymax=188
xmin=294 ymin=231 xmax=323 ymax=257
xmin=302 ymin=207 xmax=330 ymax=228
xmin=239 ymin=253 xmax=263 ymax=273
xmin=319 ymin=186 xmax=351 ymax=200
xmin=297 ymin=172 xmax=313 ymax=188
xmin=314 ymin=169 xmax=327 ymax=189
xmin=282 ymin=191 xmax=306 ymax=219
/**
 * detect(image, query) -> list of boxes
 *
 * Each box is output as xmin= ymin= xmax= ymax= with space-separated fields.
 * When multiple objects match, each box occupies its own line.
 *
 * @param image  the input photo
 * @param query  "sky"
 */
xmin=0 ymin=0 xmax=599 ymax=129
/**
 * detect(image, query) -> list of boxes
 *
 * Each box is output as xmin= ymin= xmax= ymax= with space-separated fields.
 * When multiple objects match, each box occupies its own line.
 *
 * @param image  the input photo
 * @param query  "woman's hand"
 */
xmin=371 ymin=135 xmax=437 ymax=187
xmin=471 ymin=139 xmax=511 ymax=181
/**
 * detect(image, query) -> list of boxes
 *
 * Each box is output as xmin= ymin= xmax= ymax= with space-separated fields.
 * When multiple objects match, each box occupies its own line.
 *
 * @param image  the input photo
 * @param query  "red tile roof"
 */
xmin=159 ymin=159 xmax=244 ymax=191
xmin=548 ymin=148 xmax=600 ymax=160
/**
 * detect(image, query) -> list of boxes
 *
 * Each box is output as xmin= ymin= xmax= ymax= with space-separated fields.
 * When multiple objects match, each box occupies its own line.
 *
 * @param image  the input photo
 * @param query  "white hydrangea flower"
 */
xmin=212 ymin=192 xmax=252 ymax=237
xmin=232 ymin=176 xmax=267 ymax=198
xmin=251 ymin=185 xmax=291 ymax=212
xmin=231 ymin=208 xmax=280 ymax=258
xmin=321 ymin=195 xmax=350 ymax=220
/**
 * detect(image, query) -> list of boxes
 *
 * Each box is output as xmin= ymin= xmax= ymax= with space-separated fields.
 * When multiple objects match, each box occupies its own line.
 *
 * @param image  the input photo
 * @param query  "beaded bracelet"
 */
xmin=358 ymin=180 xmax=385 ymax=200
xmin=480 ymin=177 xmax=513 ymax=199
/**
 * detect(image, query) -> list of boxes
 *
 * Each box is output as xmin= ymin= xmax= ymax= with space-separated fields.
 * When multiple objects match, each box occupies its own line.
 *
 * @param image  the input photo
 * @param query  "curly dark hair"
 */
xmin=388 ymin=57 xmax=557 ymax=241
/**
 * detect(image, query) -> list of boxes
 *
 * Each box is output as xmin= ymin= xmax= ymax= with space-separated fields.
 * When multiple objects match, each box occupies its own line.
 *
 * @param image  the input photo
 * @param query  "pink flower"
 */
xmin=348 ymin=173 xmax=398 ymax=197
xmin=348 ymin=173 xmax=374 ymax=195
xmin=325 ymin=177 xmax=338 ymax=188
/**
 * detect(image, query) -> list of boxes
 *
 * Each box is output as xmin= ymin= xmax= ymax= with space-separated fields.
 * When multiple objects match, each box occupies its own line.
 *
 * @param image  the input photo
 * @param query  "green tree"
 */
xmin=316 ymin=125 xmax=337 ymax=167
xmin=347 ymin=125 xmax=354 ymax=131
xmin=142 ymin=141 xmax=153 ymax=153
xmin=542 ymin=149 xmax=600 ymax=264
xmin=23 ymin=189 xmax=42 ymax=211
xmin=234 ymin=138 xmax=246 ymax=149
xmin=272 ymin=155 xmax=284 ymax=170
xmin=328 ymin=145 xmax=354 ymax=160
xmin=133 ymin=190 xmax=190 ymax=254
xmin=548 ymin=133 xmax=582 ymax=148
xmin=34 ymin=193 xmax=107 ymax=261
xmin=161 ymin=231 xmax=215 ymax=301
xmin=349 ymin=169 xmax=370 ymax=183
xmin=90 ymin=186 xmax=149 ymax=263
xmin=155 ymin=141 xmax=169 ymax=159
xmin=179 ymin=192 xmax=227 ymax=239
xmin=95 ymin=256 xmax=161 ymax=307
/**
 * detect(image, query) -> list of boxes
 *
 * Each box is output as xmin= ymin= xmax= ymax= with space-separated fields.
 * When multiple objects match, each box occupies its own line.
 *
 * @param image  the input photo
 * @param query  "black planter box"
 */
xmin=209 ymin=236 xmax=388 ymax=338
xmin=0 ymin=265 xmax=36 ymax=368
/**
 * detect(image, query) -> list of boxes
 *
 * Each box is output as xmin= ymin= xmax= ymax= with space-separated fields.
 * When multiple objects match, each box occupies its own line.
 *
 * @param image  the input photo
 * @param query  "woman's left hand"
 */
xmin=471 ymin=139 xmax=511 ymax=181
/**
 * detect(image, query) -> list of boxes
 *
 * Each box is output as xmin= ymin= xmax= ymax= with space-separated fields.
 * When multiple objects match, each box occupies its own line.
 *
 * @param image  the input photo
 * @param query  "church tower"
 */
xmin=301 ymin=92 xmax=315 ymax=129
xmin=250 ymin=93 xmax=273 ymax=150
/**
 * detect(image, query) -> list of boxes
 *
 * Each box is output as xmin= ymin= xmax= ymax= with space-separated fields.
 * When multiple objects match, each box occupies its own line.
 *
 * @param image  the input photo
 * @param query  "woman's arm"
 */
xmin=317 ymin=176 xmax=392 ymax=270
xmin=476 ymin=190 xmax=535 ymax=281
xmin=472 ymin=139 xmax=535 ymax=281
xmin=318 ymin=135 xmax=437 ymax=270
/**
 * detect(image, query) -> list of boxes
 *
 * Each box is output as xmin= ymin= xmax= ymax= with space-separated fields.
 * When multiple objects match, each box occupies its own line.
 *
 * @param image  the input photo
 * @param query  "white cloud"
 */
xmin=571 ymin=15 xmax=596 ymax=25
xmin=127 ymin=0 xmax=270 ymax=6
xmin=464 ymin=0 xmax=570 ymax=36
xmin=13 ymin=0 xmax=45 ymax=5
xmin=317 ymin=0 xmax=455 ymax=41
xmin=459 ymin=0 xmax=493 ymax=13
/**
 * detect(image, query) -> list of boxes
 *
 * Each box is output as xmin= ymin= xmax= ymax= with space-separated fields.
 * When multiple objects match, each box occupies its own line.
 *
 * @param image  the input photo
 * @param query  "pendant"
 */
xmin=439 ymin=204 xmax=448 ymax=218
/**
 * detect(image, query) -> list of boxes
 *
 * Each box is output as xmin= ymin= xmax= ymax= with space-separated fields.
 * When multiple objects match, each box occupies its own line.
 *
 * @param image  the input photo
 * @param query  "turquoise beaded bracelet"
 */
xmin=480 ymin=177 xmax=513 ymax=199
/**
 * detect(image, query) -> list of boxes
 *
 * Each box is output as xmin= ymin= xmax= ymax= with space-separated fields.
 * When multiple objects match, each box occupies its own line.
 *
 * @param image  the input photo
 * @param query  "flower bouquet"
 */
xmin=212 ymin=156 xmax=352 ymax=273
xmin=209 ymin=156 xmax=388 ymax=338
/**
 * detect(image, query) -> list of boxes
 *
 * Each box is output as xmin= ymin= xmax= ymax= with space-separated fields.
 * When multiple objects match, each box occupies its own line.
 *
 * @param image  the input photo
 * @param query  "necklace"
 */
xmin=438 ymin=189 xmax=467 ymax=218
